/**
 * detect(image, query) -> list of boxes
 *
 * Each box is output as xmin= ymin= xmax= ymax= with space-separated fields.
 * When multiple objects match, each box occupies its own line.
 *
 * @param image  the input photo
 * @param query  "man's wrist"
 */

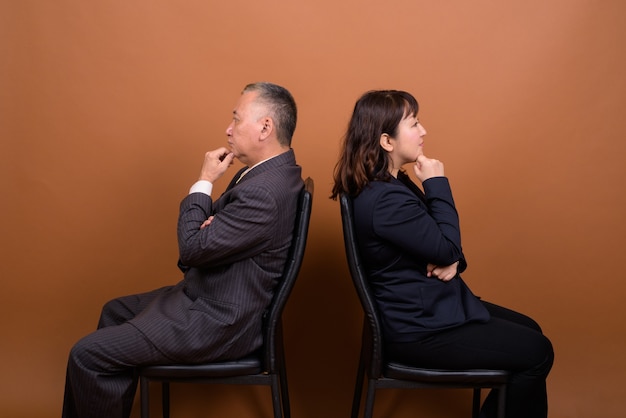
xmin=189 ymin=180 xmax=213 ymax=196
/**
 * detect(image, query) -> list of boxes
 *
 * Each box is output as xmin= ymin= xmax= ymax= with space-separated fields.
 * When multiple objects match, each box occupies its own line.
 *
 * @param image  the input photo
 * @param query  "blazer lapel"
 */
xmin=397 ymin=171 xmax=427 ymax=205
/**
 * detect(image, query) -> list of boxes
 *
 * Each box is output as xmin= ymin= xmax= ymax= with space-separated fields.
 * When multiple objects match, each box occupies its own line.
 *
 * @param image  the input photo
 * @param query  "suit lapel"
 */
xmin=225 ymin=167 xmax=248 ymax=192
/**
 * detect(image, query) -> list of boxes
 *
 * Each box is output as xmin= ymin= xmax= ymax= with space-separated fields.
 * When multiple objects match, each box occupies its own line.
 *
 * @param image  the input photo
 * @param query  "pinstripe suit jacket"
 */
xmin=130 ymin=149 xmax=303 ymax=363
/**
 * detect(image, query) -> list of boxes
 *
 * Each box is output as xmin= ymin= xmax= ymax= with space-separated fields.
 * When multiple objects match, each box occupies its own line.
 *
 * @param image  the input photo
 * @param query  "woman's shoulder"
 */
xmin=356 ymin=179 xmax=416 ymax=207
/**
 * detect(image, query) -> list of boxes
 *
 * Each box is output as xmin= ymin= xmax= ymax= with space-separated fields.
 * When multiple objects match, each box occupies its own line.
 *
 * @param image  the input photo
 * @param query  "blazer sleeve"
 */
xmin=372 ymin=177 xmax=466 ymax=268
xmin=177 ymin=184 xmax=278 ymax=268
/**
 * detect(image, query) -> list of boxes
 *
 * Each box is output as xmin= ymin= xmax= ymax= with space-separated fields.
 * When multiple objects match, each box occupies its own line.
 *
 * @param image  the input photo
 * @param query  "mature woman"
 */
xmin=331 ymin=90 xmax=554 ymax=418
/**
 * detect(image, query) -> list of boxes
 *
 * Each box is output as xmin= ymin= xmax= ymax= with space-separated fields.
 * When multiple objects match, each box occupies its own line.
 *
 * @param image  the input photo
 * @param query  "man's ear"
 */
xmin=259 ymin=117 xmax=274 ymax=141
xmin=379 ymin=133 xmax=393 ymax=152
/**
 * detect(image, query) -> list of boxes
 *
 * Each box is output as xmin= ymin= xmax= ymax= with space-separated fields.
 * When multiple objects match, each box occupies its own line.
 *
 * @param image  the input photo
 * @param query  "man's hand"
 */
xmin=427 ymin=261 xmax=459 ymax=282
xmin=199 ymin=147 xmax=235 ymax=183
xmin=413 ymin=154 xmax=445 ymax=183
xmin=200 ymin=216 xmax=214 ymax=230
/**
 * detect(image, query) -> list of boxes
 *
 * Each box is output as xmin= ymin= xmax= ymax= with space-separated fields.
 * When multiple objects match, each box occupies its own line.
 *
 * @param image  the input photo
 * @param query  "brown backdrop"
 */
xmin=2 ymin=1 xmax=625 ymax=417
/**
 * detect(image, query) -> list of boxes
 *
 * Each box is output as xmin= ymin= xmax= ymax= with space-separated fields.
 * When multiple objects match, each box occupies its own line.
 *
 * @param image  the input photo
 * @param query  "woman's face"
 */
xmin=388 ymin=112 xmax=427 ymax=167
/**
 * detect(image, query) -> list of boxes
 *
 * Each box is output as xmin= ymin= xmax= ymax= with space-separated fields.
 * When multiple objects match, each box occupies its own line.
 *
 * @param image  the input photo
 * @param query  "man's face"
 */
xmin=225 ymin=91 xmax=266 ymax=166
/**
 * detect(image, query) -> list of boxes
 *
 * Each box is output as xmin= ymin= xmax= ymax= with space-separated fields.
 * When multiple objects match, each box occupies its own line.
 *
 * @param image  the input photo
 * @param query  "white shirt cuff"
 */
xmin=189 ymin=180 xmax=213 ymax=196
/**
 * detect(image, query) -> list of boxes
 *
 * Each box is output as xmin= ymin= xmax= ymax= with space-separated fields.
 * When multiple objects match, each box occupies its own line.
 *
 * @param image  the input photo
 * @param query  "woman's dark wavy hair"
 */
xmin=331 ymin=90 xmax=419 ymax=199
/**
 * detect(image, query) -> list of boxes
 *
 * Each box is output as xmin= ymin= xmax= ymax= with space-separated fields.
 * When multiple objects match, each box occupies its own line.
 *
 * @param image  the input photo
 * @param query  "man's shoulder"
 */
xmin=257 ymin=149 xmax=297 ymax=173
xmin=243 ymin=150 xmax=301 ymax=187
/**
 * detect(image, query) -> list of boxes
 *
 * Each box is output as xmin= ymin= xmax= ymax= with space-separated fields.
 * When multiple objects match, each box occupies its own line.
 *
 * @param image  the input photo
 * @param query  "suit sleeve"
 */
xmin=372 ymin=177 xmax=467 ymax=269
xmin=177 ymin=185 xmax=278 ymax=268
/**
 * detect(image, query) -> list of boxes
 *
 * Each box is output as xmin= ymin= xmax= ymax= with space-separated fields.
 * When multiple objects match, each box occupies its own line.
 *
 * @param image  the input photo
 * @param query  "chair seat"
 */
xmin=140 ymin=355 xmax=262 ymax=379
xmin=385 ymin=362 xmax=509 ymax=384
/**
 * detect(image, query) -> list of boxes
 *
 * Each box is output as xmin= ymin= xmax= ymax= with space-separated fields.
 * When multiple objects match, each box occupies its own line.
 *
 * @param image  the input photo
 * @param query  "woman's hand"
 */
xmin=413 ymin=154 xmax=445 ymax=182
xmin=427 ymin=261 xmax=459 ymax=282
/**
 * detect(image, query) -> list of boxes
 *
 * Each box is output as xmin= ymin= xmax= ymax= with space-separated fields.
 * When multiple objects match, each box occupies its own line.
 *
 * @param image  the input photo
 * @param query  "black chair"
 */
xmin=139 ymin=177 xmax=314 ymax=418
xmin=339 ymin=193 xmax=509 ymax=418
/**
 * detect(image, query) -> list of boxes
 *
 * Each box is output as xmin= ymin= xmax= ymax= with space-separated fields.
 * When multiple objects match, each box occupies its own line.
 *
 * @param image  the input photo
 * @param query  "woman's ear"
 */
xmin=379 ymin=133 xmax=394 ymax=152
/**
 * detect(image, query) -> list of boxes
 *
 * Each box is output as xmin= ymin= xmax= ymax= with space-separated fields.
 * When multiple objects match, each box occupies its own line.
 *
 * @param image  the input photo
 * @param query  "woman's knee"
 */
xmin=540 ymin=335 xmax=554 ymax=372
xmin=527 ymin=333 xmax=554 ymax=377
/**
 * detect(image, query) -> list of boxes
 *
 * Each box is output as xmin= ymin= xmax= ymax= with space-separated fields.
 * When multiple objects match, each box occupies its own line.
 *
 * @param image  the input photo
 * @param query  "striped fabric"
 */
xmin=62 ymin=149 xmax=303 ymax=418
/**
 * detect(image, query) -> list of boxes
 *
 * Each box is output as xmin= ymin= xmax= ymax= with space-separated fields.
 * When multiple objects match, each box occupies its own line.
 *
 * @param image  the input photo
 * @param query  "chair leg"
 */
xmin=472 ymin=388 xmax=481 ymax=418
xmin=362 ymin=379 xmax=376 ymax=418
xmin=351 ymin=353 xmax=366 ymax=418
xmin=140 ymin=376 xmax=149 ymax=418
xmin=162 ymin=382 xmax=170 ymax=418
xmin=270 ymin=374 xmax=283 ymax=418
xmin=279 ymin=367 xmax=291 ymax=418
xmin=496 ymin=385 xmax=506 ymax=418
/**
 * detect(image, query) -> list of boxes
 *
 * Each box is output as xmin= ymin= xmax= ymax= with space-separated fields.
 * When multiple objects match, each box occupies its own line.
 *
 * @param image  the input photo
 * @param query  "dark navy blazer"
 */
xmin=353 ymin=172 xmax=489 ymax=343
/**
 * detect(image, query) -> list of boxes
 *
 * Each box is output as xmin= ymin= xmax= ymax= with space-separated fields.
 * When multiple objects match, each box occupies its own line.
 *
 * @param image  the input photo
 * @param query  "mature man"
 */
xmin=62 ymin=82 xmax=303 ymax=418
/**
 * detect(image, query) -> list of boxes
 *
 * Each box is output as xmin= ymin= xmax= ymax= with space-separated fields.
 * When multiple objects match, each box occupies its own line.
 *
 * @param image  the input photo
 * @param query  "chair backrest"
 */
xmin=339 ymin=193 xmax=385 ymax=378
xmin=263 ymin=177 xmax=314 ymax=372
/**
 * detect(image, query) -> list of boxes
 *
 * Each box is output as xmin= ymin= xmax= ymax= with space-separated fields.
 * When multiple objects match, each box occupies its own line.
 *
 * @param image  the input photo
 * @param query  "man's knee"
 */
xmin=68 ymin=335 xmax=96 ymax=371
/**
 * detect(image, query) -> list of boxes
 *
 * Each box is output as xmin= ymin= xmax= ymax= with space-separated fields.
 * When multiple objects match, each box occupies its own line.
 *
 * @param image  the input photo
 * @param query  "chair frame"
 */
xmin=339 ymin=193 xmax=509 ymax=418
xmin=138 ymin=177 xmax=314 ymax=418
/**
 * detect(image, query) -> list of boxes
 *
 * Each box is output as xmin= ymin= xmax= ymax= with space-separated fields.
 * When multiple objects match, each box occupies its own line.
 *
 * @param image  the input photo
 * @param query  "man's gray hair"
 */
xmin=243 ymin=82 xmax=297 ymax=146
